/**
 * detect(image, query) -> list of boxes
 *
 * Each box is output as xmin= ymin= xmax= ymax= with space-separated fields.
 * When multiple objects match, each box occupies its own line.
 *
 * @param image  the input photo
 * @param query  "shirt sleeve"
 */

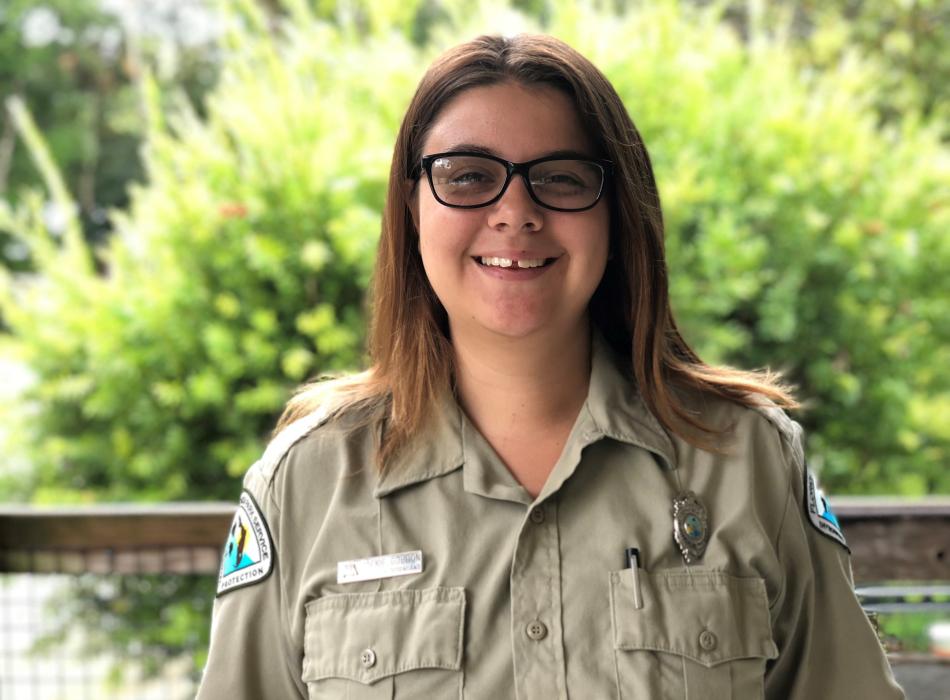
xmin=195 ymin=462 xmax=307 ymax=699
xmin=764 ymin=430 xmax=905 ymax=699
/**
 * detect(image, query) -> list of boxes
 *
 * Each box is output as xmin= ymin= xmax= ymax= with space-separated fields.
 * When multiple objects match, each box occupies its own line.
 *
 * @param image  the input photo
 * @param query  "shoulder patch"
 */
xmin=803 ymin=465 xmax=850 ymax=553
xmin=217 ymin=490 xmax=275 ymax=596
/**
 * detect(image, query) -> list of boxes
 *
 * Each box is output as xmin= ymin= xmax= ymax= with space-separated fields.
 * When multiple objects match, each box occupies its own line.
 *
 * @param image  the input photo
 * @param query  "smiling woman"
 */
xmin=196 ymin=33 xmax=906 ymax=700
xmin=414 ymin=83 xmax=610 ymax=370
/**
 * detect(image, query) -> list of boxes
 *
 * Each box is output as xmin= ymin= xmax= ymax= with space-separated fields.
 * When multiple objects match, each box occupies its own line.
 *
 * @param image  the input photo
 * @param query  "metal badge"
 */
xmin=672 ymin=491 xmax=709 ymax=564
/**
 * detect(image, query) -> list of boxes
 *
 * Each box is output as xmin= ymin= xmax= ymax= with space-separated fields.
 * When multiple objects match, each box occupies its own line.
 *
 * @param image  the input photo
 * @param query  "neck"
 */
xmin=450 ymin=319 xmax=592 ymax=431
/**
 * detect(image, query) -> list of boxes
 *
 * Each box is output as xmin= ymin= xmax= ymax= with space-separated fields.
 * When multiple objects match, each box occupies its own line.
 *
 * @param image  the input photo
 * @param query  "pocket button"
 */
xmin=698 ymin=629 xmax=717 ymax=651
xmin=360 ymin=648 xmax=377 ymax=668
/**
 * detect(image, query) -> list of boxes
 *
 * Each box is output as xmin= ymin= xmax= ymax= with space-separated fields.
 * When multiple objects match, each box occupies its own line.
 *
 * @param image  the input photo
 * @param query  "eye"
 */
xmin=533 ymin=172 xmax=590 ymax=192
xmin=530 ymin=160 xmax=601 ymax=191
xmin=456 ymin=169 xmax=501 ymax=184
xmin=536 ymin=172 xmax=585 ymax=186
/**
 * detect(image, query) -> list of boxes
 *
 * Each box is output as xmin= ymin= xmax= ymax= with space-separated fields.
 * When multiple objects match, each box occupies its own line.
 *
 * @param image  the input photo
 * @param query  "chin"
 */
xmin=476 ymin=312 xmax=563 ymax=340
xmin=449 ymin=300 xmax=587 ymax=341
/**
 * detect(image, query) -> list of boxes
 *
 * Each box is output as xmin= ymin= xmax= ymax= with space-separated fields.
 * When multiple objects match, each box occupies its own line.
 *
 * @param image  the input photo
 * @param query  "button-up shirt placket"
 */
xmin=510 ymin=498 xmax=567 ymax=700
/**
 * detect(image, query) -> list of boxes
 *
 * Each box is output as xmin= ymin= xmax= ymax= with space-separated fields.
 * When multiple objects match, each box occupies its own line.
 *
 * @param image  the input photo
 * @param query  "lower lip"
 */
xmin=473 ymin=257 xmax=559 ymax=280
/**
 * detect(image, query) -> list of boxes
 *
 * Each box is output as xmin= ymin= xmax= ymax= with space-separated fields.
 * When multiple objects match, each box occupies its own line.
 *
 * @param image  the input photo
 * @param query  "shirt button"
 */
xmin=526 ymin=620 xmax=548 ymax=641
xmin=698 ymin=629 xmax=717 ymax=651
xmin=360 ymin=648 xmax=377 ymax=668
xmin=529 ymin=507 xmax=545 ymax=524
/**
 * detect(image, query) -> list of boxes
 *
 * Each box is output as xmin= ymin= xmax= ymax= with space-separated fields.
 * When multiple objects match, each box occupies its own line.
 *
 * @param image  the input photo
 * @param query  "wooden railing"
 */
xmin=829 ymin=497 xmax=950 ymax=582
xmin=1 ymin=497 xmax=948 ymax=580
xmin=0 ymin=502 xmax=230 ymax=574
xmin=1 ymin=498 xmax=948 ymax=697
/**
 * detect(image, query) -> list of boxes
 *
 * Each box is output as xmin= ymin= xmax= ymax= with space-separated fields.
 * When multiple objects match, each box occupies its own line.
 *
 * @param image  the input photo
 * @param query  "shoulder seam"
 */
xmin=749 ymin=403 xmax=804 ymax=468
xmin=252 ymin=407 xmax=332 ymax=488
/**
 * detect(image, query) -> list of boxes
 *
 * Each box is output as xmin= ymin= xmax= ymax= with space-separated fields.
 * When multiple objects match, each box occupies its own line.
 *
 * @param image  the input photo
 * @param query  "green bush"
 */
xmin=0 ymin=0 xmax=947 ymax=681
xmin=4 ymin=0 xmax=947 ymax=503
xmin=0 ymin=0 xmax=419 ymax=502
xmin=0 ymin=0 xmax=221 ymax=268
xmin=555 ymin=1 xmax=950 ymax=494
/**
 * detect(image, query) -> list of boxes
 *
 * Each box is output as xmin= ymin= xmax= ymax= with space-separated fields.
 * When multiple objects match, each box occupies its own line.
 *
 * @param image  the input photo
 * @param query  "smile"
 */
xmin=476 ymin=256 xmax=558 ymax=269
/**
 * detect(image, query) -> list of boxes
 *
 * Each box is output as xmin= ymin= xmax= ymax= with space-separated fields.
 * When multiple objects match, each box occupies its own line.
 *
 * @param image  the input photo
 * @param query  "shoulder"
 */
xmin=672 ymin=391 xmax=809 ymax=532
xmin=243 ymin=385 xmax=386 ymax=503
xmin=243 ymin=407 xmax=332 ymax=494
xmin=747 ymin=399 xmax=805 ymax=467
xmin=679 ymin=388 xmax=805 ymax=468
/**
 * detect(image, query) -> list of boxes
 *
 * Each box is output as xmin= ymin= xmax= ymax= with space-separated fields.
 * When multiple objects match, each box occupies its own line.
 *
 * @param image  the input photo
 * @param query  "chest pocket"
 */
xmin=302 ymin=586 xmax=465 ymax=700
xmin=608 ymin=568 xmax=778 ymax=700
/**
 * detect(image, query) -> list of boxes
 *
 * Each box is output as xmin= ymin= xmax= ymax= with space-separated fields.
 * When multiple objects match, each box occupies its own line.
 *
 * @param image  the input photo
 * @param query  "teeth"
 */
xmin=479 ymin=257 xmax=548 ymax=268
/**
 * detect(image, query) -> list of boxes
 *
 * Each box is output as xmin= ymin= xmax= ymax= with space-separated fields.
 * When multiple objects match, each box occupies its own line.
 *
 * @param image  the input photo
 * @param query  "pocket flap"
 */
xmin=303 ymin=586 xmax=465 ymax=684
xmin=609 ymin=569 xmax=778 ymax=667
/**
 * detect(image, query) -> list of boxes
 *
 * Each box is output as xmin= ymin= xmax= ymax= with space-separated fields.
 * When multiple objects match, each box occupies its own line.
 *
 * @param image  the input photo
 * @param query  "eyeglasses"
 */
xmin=416 ymin=151 xmax=613 ymax=212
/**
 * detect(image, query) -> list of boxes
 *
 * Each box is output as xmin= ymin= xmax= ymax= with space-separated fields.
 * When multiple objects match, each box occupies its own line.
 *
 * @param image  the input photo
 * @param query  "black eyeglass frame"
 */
xmin=415 ymin=150 xmax=614 ymax=213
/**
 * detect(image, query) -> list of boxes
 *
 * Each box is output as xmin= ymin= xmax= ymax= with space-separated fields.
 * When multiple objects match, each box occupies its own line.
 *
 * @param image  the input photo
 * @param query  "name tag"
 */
xmin=337 ymin=550 xmax=423 ymax=584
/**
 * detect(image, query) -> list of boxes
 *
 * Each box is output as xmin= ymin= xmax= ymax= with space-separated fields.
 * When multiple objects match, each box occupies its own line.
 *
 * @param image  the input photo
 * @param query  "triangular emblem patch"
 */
xmin=804 ymin=466 xmax=850 ymax=553
xmin=216 ymin=490 xmax=275 ymax=596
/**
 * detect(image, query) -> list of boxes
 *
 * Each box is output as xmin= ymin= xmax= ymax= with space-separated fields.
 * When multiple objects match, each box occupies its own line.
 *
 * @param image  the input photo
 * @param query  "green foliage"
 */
xmin=548 ymin=0 xmax=950 ymax=494
xmin=0 ymin=0 xmax=426 ymax=503
xmin=790 ymin=0 xmax=950 ymax=128
xmin=0 ymin=0 xmax=220 ymax=268
xmin=668 ymin=1 xmax=950 ymax=133
xmin=875 ymin=610 xmax=949 ymax=654
xmin=2 ymin=1 xmax=945 ymax=502
xmin=33 ymin=574 xmax=214 ymax=683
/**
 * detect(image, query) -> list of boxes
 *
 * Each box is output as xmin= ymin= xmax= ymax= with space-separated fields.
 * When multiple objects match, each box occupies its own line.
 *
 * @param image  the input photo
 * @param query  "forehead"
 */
xmin=421 ymin=81 xmax=596 ymax=161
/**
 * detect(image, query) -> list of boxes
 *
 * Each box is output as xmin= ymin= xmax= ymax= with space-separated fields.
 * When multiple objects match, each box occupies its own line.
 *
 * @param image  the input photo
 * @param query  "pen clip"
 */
xmin=625 ymin=546 xmax=643 ymax=609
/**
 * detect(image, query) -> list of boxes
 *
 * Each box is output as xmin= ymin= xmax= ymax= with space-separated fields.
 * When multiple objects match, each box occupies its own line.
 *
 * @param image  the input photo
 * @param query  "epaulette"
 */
xmin=246 ymin=406 xmax=331 ymax=488
xmin=749 ymin=401 xmax=805 ymax=468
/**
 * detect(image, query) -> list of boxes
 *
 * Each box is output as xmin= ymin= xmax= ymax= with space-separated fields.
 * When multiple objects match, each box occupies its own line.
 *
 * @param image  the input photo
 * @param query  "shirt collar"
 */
xmin=373 ymin=330 xmax=676 ymax=500
xmin=582 ymin=330 xmax=677 ymax=471
xmin=373 ymin=387 xmax=465 ymax=499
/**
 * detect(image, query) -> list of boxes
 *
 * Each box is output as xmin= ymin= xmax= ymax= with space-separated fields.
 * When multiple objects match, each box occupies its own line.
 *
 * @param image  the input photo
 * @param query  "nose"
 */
xmin=486 ymin=172 xmax=543 ymax=232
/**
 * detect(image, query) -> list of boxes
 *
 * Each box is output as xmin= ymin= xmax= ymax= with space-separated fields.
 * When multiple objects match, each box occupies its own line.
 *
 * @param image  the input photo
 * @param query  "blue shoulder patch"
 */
xmin=803 ymin=464 xmax=850 ymax=553
xmin=216 ymin=490 xmax=275 ymax=596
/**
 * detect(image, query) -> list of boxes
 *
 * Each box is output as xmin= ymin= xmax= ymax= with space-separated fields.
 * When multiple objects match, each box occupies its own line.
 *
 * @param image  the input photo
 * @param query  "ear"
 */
xmin=404 ymin=178 xmax=420 ymax=232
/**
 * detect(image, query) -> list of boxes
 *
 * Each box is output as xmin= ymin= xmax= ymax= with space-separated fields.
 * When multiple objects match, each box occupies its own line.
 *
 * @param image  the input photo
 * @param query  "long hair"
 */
xmin=277 ymin=33 xmax=797 ymax=467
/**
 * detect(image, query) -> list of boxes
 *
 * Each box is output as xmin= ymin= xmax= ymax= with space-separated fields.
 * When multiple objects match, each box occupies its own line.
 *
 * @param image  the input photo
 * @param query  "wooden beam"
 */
xmin=833 ymin=498 xmax=950 ymax=582
xmin=1 ymin=498 xmax=949 ymax=579
xmin=0 ymin=502 xmax=234 ymax=550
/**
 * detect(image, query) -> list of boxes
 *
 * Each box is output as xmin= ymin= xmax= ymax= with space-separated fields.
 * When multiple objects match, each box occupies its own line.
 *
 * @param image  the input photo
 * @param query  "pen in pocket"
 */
xmin=625 ymin=547 xmax=643 ymax=609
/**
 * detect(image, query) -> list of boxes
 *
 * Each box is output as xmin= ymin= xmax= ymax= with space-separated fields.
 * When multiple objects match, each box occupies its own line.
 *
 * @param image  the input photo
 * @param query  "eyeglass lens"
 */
xmin=429 ymin=155 xmax=603 ymax=210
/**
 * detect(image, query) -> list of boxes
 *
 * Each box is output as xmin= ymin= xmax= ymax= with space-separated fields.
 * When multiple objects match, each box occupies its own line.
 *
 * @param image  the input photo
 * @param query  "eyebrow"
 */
xmin=440 ymin=143 xmax=595 ymax=160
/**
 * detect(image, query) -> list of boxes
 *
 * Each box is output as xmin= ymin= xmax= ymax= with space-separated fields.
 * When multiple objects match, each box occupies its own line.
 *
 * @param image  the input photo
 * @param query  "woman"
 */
xmin=197 ymin=33 xmax=904 ymax=699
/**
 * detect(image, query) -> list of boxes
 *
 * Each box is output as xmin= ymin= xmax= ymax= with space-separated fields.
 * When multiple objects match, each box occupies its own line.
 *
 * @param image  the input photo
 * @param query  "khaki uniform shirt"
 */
xmin=197 ymin=334 xmax=905 ymax=699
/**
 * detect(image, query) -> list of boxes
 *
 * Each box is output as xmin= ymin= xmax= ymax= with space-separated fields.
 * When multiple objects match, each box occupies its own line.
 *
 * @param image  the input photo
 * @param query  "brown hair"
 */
xmin=277 ymin=33 xmax=797 ymax=466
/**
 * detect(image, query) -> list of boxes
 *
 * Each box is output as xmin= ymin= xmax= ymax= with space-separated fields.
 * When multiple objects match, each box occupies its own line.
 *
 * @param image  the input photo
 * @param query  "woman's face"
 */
xmin=412 ymin=81 xmax=610 ymax=343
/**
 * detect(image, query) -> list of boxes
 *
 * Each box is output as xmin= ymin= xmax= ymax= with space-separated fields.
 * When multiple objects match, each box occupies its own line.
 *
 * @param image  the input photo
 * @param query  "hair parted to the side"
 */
xmin=276 ymin=33 xmax=798 ymax=468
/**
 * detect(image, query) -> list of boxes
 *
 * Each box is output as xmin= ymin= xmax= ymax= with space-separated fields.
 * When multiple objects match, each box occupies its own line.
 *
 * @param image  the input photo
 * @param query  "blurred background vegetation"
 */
xmin=0 ymin=0 xmax=947 ymax=687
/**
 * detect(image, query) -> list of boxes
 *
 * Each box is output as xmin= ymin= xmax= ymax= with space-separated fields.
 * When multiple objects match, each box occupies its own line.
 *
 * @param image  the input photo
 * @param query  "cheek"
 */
xmin=418 ymin=221 xmax=457 ymax=269
xmin=418 ymin=215 xmax=471 ymax=305
xmin=573 ymin=210 xmax=610 ymax=275
xmin=419 ymin=202 xmax=475 ymax=263
xmin=417 ymin=201 xmax=444 ymax=264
